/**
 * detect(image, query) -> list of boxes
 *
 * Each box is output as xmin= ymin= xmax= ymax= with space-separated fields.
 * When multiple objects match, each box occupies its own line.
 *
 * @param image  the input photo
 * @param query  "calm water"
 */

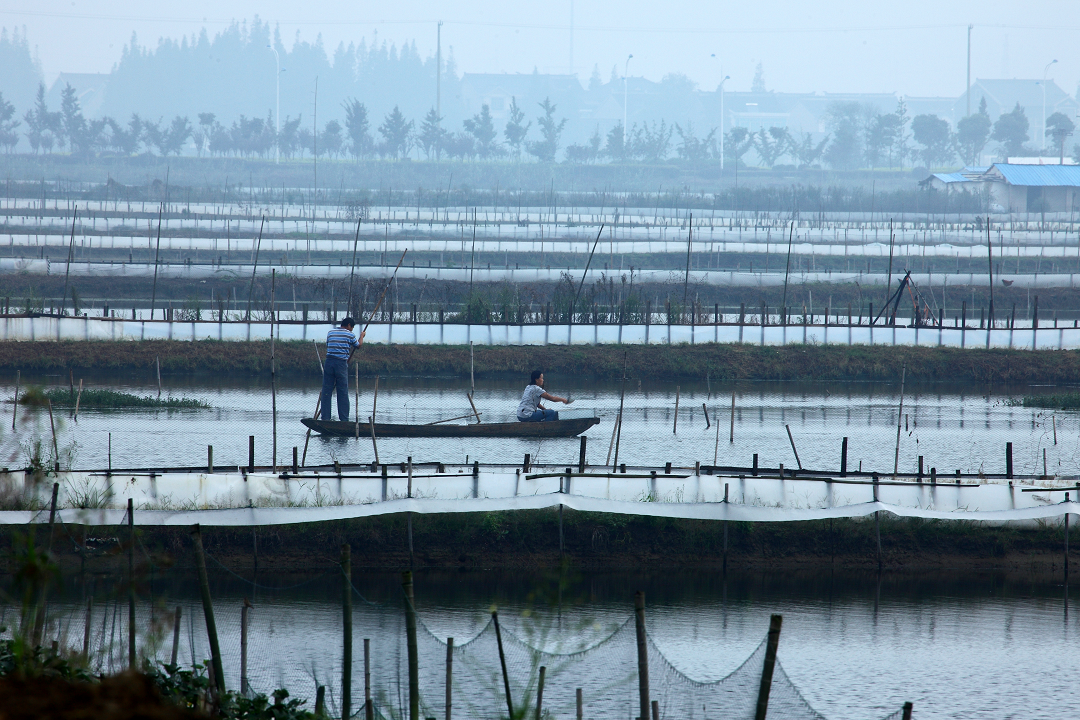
xmin=2 ymin=373 xmax=1077 ymax=478
xmin=14 ymin=568 xmax=1079 ymax=720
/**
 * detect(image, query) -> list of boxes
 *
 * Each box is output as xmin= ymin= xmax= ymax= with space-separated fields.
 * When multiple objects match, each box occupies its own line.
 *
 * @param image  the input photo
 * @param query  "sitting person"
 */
xmin=517 ymin=370 xmax=570 ymax=422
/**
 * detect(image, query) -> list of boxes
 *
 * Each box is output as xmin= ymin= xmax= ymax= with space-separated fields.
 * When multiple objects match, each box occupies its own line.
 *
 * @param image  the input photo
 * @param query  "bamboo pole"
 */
xmin=892 ymin=366 xmax=907 ymax=481
xmin=535 ymin=666 xmax=546 ymax=720
xmin=634 ymin=591 xmax=650 ymax=720
xmin=730 ymin=389 xmax=736 ymax=443
xmin=403 ymin=572 xmax=420 ymax=720
xmin=271 ymin=270 xmax=277 ymax=471
xmin=342 ymin=544 xmax=352 ymax=720
xmin=150 ymin=204 xmax=163 ymax=317
xmin=128 ymin=498 xmax=136 ymax=669
xmin=492 ymin=610 xmax=514 ymax=719
xmin=241 ymin=599 xmax=251 ymax=696
xmin=467 ymin=392 xmax=481 ymax=424
xmin=301 ymin=342 xmax=324 ymax=466
xmin=673 ymin=385 xmax=680 ymax=434
xmin=11 ymin=369 xmax=18 ymax=429
xmin=82 ymin=597 xmax=93 ymax=657
xmin=156 ymin=356 xmax=161 ymax=399
xmin=714 ymin=404 xmax=721 ymax=466
xmin=753 ymin=614 xmax=783 ymax=720
xmin=46 ymin=399 xmax=59 ymax=471
xmin=61 ymin=206 xmax=77 ymax=315
xmin=170 ymin=606 xmax=181 ymax=667
xmin=245 ymin=216 xmax=265 ymax=321
xmin=612 ymin=353 xmax=628 ymax=471
xmin=73 ymin=377 xmax=83 ymax=423
xmin=354 ymin=361 xmax=359 ymax=439
xmin=191 ymin=525 xmax=226 ymax=694
xmin=31 ymin=482 xmax=59 ymax=647
xmin=365 ymin=638 xmax=373 ymax=720
xmin=785 ymin=425 xmax=803 ymax=470
xmin=445 ymin=637 xmax=454 ymax=720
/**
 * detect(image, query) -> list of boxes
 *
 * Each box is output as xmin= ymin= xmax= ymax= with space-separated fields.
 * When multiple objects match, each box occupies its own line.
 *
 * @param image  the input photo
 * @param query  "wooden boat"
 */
xmin=302 ymin=416 xmax=600 ymax=438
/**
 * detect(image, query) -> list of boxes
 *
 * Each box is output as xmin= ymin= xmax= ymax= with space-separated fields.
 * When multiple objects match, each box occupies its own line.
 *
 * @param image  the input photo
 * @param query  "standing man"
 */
xmin=321 ymin=317 xmax=365 ymax=422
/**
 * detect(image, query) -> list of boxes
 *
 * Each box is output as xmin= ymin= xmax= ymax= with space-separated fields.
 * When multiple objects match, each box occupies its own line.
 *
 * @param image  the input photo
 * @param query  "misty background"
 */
xmin=1 ymin=2 xmax=1080 ymax=177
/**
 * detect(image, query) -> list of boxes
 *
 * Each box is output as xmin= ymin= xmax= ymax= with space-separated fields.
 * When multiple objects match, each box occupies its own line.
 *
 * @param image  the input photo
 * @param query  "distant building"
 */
xmin=921 ymin=166 xmax=989 ymax=192
xmin=977 ymin=163 xmax=1080 ymax=213
xmin=954 ymin=79 xmax=1078 ymax=123
xmin=46 ymin=73 xmax=110 ymax=118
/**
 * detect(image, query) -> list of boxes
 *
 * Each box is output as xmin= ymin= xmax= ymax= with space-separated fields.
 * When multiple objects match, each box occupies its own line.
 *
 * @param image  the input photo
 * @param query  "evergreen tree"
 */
xmin=526 ymin=97 xmax=567 ymax=162
xmin=378 ymin=106 xmax=413 ymax=159
xmin=992 ymin=102 xmax=1030 ymax=157
xmin=463 ymin=104 xmax=499 ymax=159
xmin=955 ymin=99 xmax=991 ymax=165
xmin=0 ymin=91 xmax=20 ymax=153
xmin=503 ymin=97 xmax=530 ymax=160
xmin=417 ymin=108 xmax=447 ymax=160
xmin=342 ymin=99 xmax=372 ymax=160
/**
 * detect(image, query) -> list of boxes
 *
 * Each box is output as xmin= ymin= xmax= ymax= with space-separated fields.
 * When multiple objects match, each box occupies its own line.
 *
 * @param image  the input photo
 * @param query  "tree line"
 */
xmin=2 ymin=82 xmax=1076 ymax=170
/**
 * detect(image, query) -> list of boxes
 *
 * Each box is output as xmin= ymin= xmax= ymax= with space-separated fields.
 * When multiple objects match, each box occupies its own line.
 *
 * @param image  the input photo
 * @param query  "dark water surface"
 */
xmin=13 ymin=567 xmax=1078 ymax=720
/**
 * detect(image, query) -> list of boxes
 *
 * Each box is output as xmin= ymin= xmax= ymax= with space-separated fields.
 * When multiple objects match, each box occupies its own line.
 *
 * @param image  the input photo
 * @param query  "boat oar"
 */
xmin=425 ymin=412 xmax=483 ymax=426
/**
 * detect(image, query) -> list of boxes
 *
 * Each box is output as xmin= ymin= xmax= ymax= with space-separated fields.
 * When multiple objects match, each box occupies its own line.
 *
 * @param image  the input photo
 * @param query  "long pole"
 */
xmin=612 ymin=353 xmax=628 ymax=471
xmin=634 ymin=591 xmax=650 ymax=720
xmin=61 ymin=206 xmax=77 ymax=315
xmin=191 ymin=525 xmax=226 ymax=694
xmin=12 ymin=369 xmax=19 ymax=430
xmin=342 ymin=544 xmax=353 ymax=720
xmin=781 ymin=221 xmax=794 ymax=312
xmin=445 ymin=637 xmax=454 ymax=720
xmin=246 ymin=216 xmax=265 ymax=321
xmin=127 ymin=498 xmax=136 ymax=669
xmin=347 ymin=218 xmax=361 ymax=316
xmin=885 ymin=218 xmax=895 ymax=305
xmin=150 ymin=204 xmax=163 ymax=318
xmin=492 ymin=611 xmax=514 ymax=719
xmin=682 ymin=213 xmax=693 ymax=307
xmin=892 ymin=365 xmax=907 ymax=481
xmin=403 ymin=572 xmax=420 ymax=720
xmin=966 ymin=25 xmax=973 ymax=117
xmin=360 ymin=250 xmax=408 ymax=335
xmin=753 ymin=614 xmax=784 ymax=720
xmin=570 ymin=224 xmax=606 ymax=322
xmin=270 ymin=269 xmax=277 ymax=470
xmin=987 ymin=217 xmax=995 ymax=324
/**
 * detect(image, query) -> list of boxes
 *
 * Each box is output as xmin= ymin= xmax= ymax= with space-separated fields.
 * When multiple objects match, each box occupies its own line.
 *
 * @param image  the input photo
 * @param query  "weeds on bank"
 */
xmin=19 ymin=386 xmax=210 ymax=410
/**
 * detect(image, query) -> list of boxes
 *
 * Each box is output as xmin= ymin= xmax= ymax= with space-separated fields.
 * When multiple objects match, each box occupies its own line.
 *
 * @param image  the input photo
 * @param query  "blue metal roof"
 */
xmin=990 ymin=163 xmax=1080 ymax=186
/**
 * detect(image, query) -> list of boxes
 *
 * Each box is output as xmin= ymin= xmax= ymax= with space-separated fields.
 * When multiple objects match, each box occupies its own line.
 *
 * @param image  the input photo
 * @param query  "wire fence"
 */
xmin=13 ymin=557 xmax=914 ymax=720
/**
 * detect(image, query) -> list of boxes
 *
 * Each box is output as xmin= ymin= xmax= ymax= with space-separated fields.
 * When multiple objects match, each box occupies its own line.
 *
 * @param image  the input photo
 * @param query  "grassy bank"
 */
xmin=0 ymin=340 xmax=1079 ymax=384
xmin=14 ymin=510 xmax=1071 ymax=575
xmin=20 ymin=387 xmax=209 ymax=409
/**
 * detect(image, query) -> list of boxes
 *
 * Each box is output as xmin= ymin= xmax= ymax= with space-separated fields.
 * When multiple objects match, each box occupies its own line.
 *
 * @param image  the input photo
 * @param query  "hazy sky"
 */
xmin=4 ymin=0 xmax=1080 ymax=97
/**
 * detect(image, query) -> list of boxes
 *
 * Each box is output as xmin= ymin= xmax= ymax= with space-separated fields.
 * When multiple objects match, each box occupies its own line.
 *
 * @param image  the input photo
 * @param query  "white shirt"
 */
xmin=517 ymin=384 xmax=545 ymax=420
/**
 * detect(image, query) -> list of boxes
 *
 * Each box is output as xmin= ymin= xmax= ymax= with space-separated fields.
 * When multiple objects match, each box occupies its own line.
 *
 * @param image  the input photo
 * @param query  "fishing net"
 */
xmin=26 ymin=560 xmax=907 ymax=720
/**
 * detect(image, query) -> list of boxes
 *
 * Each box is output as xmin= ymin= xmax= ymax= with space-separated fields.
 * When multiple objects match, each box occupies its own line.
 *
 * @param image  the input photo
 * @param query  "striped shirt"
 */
xmin=325 ymin=328 xmax=359 ymax=359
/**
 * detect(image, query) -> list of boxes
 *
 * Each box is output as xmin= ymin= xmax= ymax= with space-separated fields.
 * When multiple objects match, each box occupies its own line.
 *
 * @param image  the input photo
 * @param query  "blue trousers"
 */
xmin=520 ymin=408 xmax=559 ymax=422
xmin=320 ymin=356 xmax=350 ymax=421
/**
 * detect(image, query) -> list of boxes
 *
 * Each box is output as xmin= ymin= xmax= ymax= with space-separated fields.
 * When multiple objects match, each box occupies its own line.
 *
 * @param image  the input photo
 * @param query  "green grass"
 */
xmin=20 ymin=386 xmax=210 ymax=409
xmin=1018 ymin=393 xmax=1080 ymax=410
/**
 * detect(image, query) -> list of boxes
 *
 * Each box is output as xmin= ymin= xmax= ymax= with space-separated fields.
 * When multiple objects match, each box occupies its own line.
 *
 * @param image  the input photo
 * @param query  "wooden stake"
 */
xmin=46 ymin=399 xmax=59 ymax=471
xmin=156 ymin=356 xmax=162 ymax=399
xmin=191 ymin=525 xmax=226 ymax=694
xmin=612 ymin=353 xmax=627 ymax=471
xmin=729 ymin=389 xmax=736 ymax=443
xmin=83 ymin=596 xmax=93 ymax=658
xmin=128 ymin=498 xmax=136 ymax=669
xmin=492 ymin=610 xmax=514 ymax=719
xmin=12 ymin=369 xmax=18 ymax=430
xmin=785 ymin=425 xmax=803 ymax=470
xmin=673 ymin=385 xmax=680 ymax=434
xmin=271 ymin=269 xmax=277 ymax=470
xmin=714 ymin=404 xmax=721 ymax=466
xmin=445 ymin=638 xmax=454 ymax=720
xmin=354 ymin=361 xmax=360 ymax=439
xmin=702 ymin=403 xmax=711 ymax=428
xmin=170 ymin=605 xmax=181 ymax=667
xmin=403 ymin=572 xmax=420 ymax=720
xmin=470 ymin=341 xmax=475 ymax=393
xmin=73 ymin=379 xmax=83 ymax=422
xmin=892 ymin=365 xmax=907 ymax=481
xmin=535 ymin=666 xmax=546 ymax=720
xmin=634 ymin=591 xmax=650 ymax=720
xmin=576 ymin=688 xmax=583 ymax=720
xmin=316 ymin=687 xmax=326 ymax=718
xmin=753 ymin=614 xmax=783 ymax=720
xmin=902 ymin=702 xmax=913 ymax=720
xmin=369 ymin=416 xmax=379 ymax=464
xmin=365 ymin=638 xmax=373 ymax=720
xmin=342 ymin=544 xmax=352 ymax=720
xmin=241 ymin=599 xmax=251 ymax=696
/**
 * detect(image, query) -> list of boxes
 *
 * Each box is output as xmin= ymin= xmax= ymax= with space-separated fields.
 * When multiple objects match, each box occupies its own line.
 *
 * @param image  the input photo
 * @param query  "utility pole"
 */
xmin=436 ymin=21 xmax=443 ymax=121
xmin=569 ymin=0 xmax=574 ymax=75
xmin=966 ymin=25 xmax=972 ymax=117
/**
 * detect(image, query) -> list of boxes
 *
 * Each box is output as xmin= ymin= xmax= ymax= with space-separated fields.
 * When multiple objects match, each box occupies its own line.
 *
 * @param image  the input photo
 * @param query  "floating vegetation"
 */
xmin=1011 ymin=393 xmax=1080 ymax=410
xmin=19 ymin=386 xmax=210 ymax=409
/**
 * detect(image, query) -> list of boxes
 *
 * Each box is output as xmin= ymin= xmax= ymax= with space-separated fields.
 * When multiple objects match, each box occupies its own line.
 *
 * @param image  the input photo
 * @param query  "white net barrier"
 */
xmin=22 ymin=574 xmax=904 ymax=720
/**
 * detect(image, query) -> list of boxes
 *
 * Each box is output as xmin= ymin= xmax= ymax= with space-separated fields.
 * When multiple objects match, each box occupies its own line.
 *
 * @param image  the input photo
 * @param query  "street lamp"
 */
xmin=1042 ymin=58 xmax=1057 ymax=153
xmin=623 ymin=54 xmax=633 ymax=136
xmin=268 ymin=44 xmax=281 ymax=163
